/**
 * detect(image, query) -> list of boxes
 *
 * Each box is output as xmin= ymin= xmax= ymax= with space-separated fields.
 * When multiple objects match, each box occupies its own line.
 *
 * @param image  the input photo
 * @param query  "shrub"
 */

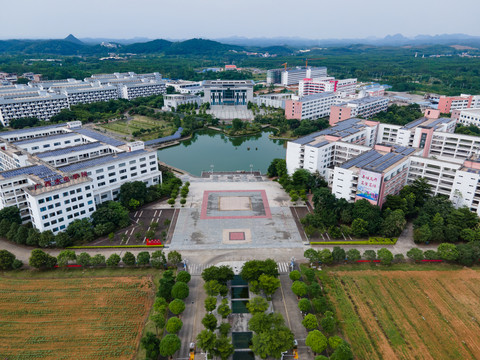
xmin=176 ymin=271 xmax=191 ymax=283
xmin=298 ymin=298 xmax=311 ymax=313
xmin=106 ymin=253 xmax=121 ymax=267
xmin=122 ymin=252 xmax=136 ymax=266
xmin=166 ymin=317 xmax=183 ymax=333
xmin=289 ymin=270 xmax=301 ymax=281
xmin=171 ymin=281 xmax=189 ymax=299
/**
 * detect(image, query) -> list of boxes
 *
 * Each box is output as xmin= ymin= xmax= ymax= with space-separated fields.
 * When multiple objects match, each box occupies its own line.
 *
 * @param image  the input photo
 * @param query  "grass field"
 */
xmin=327 ymin=269 xmax=480 ymax=360
xmin=99 ymin=115 xmax=175 ymax=141
xmin=0 ymin=274 xmax=155 ymax=360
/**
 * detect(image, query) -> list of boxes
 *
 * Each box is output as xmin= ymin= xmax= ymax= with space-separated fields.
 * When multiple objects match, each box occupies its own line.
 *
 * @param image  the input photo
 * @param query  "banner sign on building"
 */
xmin=356 ymin=170 xmax=381 ymax=203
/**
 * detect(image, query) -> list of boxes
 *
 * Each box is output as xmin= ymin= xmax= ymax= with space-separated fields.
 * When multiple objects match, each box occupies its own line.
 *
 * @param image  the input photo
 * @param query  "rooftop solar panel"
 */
xmin=13 ymin=132 xmax=78 ymax=145
xmin=74 ymin=128 xmax=125 ymax=146
xmin=59 ymin=149 xmax=146 ymax=173
xmin=36 ymin=142 xmax=104 ymax=158
xmin=144 ymin=128 xmax=183 ymax=146
xmin=1 ymin=123 xmax=66 ymax=137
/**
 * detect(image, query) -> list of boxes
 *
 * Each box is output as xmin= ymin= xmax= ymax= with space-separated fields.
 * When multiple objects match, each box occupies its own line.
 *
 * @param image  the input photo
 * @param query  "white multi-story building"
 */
xmin=299 ymin=77 xmax=357 ymax=97
xmin=0 ymin=90 xmax=69 ymax=126
xmin=286 ymin=111 xmax=480 ymax=214
xmin=254 ymin=93 xmax=293 ymax=109
xmin=166 ymin=80 xmax=203 ymax=94
xmin=281 ymin=67 xmax=328 ymax=86
xmin=457 ymin=108 xmax=480 ymax=127
xmin=120 ymin=81 xmax=166 ymax=100
xmin=329 ymin=97 xmax=389 ymax=125
xmin=0 ymin=122 xmax=162 ymax=234
xmin=163 ymin=94 xmax=203 ymax=111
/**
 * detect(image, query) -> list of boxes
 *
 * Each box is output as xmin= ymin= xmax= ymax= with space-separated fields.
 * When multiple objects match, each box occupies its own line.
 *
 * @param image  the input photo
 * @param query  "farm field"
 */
xmin=0 ymin=276 xmax=155 ymax=360
xmin=98 ymin=115 xmax=175 ymax=141
xmin=327 ymin=269 xmax=480 ymax=360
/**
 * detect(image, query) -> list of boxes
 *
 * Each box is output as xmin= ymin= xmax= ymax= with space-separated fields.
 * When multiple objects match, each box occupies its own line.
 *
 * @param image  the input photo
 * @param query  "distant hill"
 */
xmin=123 ymin=39 xmax=173 ymax=54
xmin=165 ymin=38 xmax=244 ymax=55
xmin=257 ymin=46 xmax=294 ymax=55
xmin=64 ymin=34 xmax=83 ymax=45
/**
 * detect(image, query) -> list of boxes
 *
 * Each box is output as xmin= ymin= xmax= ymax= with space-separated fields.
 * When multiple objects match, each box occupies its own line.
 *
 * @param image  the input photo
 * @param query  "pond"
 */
xmin=231 ymin=300 xmax=249 ymax=313
xmin=232 ymin=332 xmax=253 ymax=349
xmin=157 ymin=129 xmax=286 ymax=176
xmin=231 ymin=287 xmax=249 ymax=299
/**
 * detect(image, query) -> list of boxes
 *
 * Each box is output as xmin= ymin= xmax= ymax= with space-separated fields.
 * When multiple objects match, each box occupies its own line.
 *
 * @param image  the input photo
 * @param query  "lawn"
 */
xmin=0 ymin=274 xmax=155 ymax=360
xmin=98 ymin=115 xmax=175 ymax=141
xmin=327 ymin=269 xmax=480 ymax=360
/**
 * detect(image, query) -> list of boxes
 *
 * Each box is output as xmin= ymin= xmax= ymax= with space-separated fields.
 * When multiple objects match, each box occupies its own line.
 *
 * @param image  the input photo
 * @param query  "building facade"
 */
xmin=203 ymin=80 xmax=254 ymax=106
xmin=299 ymin=77 xmax=357 ymax=97
xmin=285 ymin=92 xmax=339 ymax=120
xmin=0 ymin=122 xmax=162 ymax=234
xmin=329 ymin=97 xmax=389 ymax=125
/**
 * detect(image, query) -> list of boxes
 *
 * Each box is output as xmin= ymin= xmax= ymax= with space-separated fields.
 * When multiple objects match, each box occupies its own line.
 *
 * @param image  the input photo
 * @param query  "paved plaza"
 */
xmin=169 ymin=179 xmax=304 ymax=250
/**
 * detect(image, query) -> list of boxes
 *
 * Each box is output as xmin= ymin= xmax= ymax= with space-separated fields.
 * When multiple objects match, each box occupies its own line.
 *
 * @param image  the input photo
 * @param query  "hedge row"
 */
xmin=311 ymin=237 xmax=397 ymax=246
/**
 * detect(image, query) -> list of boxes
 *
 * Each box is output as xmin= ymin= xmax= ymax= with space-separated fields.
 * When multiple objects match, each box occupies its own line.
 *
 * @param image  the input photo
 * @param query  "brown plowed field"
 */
xmin=0 ymin=276 xmax=154 ymax=359
xmin=328 ymin=269 xmax=480 ymax=360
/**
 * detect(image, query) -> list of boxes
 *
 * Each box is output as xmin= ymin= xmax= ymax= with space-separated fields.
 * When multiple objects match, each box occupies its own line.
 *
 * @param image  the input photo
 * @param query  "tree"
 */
xmin=298 ymin=298 xmax=311 ymax=313
xmin=304 ymin=249 xmax=320 ymax=264
xmin=14 ymin=226 xmax=28 ymax=245
xmin=202 ymin=313 xmax=218 ymax=331
xmin=0 ymin=206 xmax=21 ymax=224
xmin=6 ymin=222 xmax=19 ymax=242
xmin=312 ymin=297 xmax=330 ymax=314
xmin=151 ymin=250 xmax=166 ymax=269
xmin=122 ymin=252 xmax=136 ymax=266
xmin=66 ymin=218 xmax=94 ymax=243
xmin=168 ymin=250 xmax=182 ymax=266
xmin=204 ymin=280 xmax=225 ymax=297
xmin=456 ymin=243 xmax=476 ymax=266
xmin=321 ymin=311 xmax=336 ymax=334
xmin=302 ymin=313 xmax=318 ymax=330
xmin=250 ymin=325 xmax=294 ymax=359
xmin=332 ymin=247 xmax=346 ymax=263
xmin=258 ymin=274 xmax=281 ymax=299
xmin=377 ymin=248 xmax=394 ymax=266
xmin=289 ymin=270 xmax=301 ymax=281
xmin=330 ymin=342 xmax=354 ymax=360
xmin=240 ymin=259 xmax=279 ymax=282
xmin=382 ymin=209 xmax=406 ymax=237
xmin=308 ymin=283 xmax=322 ymax=298
xmin=329 ymin=336 xmax=344 ymax=350
xmin=196 ymin=330 xmax=216 ymax=355
xmin=430 ymin=213 xmax=445 ymax=242
xmin=247 ymin=296 xmax=269 ymax=314
xmin=351 ymin=218 xmax=369 ymax=238
xmin=57 ymin=250 xmax=76 ymax=267
xmin=151 ymin=313 xmax=166 ymax=335
xmin=106 ymin=253 xmax=121 ymax=267
xmin=407 ymin=248 xmax=424 ymax=261
xmin=318 ymin=249 xmax=333 ymax=265
xmin=119 ymin=181 xmax=148 ymax=209
xmin=169 ymin=299 xmax=186 ymax=315
xmin=176 ymin=271 xmax=191 ymax=283
xmin=218 ymin=322 xmax=231 ymax=337
xmin=171 ymin=281 xmax=189 ymax=299
xmin=346 ymin=249 xmax=361 ymax=262
xmin=29 ymin=249 xmax=57 ymax=269
xmin=437 ymin=243 xmax=459 ymax=261
xmin=214 ymin=336 xmax=235 ymax=360
xmin=363 ymin=250 xmax=376 ymax=261
xmin=38 ymin=230 xmax=55 ymax=248
xmin=291 ymin=281 xmax=308 ymax=297
xmin=91 ymin=254 xmax=106 ymax=266
xmin=306 ymin=330 xmax=328 ymax=354
xmin=91 ymin=201 xmax=130 ymax=230
xmin=0 ymin=250 xmax=16 ymax=270
xmin=205 ymin=296 xmax=217 ymax=312
xmin=166 ymin=317 xmax=183 ymax=333
xmin=424 ymin=250 xmax=439 ymax=260
xmin=159 ymin=334 xmax=181 ymax=358
xmin=217 ymin=299 xmax=232 ymax=319
xmin=136 ymin=251 xmax=150 ymax=266
xmin=414 ymin=224 xmax=432 ymax=244
xmin=55 ymin=231 xmax=72 ymax=248
xmin=77 ymin=252 xmax=91 ymax=267
xmin=141 ymin=332 xmax=160 ymax=360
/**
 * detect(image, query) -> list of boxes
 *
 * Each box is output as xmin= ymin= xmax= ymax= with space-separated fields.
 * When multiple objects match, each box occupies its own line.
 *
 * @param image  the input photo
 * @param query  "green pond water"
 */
xmin=157 ymin=129 xmax=286 ymax=176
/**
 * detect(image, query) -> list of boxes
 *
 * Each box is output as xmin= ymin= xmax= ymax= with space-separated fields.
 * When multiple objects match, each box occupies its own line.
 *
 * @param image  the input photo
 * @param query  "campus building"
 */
xmin=456 ymin=108 xmax=480 ymax=127
xmin=286 ymin=112 xmax=480 ymax=214
xmin=285 ymin=92 xmax=339 ymax=120
xmin=254 ymin=93 xmax=293 ymax=109
xmin=163 ymin=94 xmax=203 ymax=111
xmin=267 ymin=67 xmax=328 ymax=86
xmin=437 ymin=94 xmax=480 ymax=113
xmin=165 ymin=80 xmax=203 ymax=95
xmin=202 ymin=80 xmax=254 ymax=106
xmin=298 ymin=77 xmax=357 ymax=97
xmin=329 ymin=97 xmax=389 ymax=125
xmin=0 ymin=122 xmax=162 ymax=234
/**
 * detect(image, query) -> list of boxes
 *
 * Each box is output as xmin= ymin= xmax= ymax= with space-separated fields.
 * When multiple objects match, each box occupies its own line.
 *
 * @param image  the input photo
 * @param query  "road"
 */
xmin=176 ymin=274 xmax=206 ymax=359
xmin=272 ymin=274 xmax=313 ymax=359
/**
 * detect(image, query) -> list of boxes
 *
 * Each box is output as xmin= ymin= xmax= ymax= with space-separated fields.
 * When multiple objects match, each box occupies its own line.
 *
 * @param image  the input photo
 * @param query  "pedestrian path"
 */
xmin=187 ymin=261 xmax=291 ymax=275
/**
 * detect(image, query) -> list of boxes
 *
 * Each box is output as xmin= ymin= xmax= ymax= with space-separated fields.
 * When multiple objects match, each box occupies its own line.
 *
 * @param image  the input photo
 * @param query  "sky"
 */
xmin=1 ymin=0 xmax=480 ymax=40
